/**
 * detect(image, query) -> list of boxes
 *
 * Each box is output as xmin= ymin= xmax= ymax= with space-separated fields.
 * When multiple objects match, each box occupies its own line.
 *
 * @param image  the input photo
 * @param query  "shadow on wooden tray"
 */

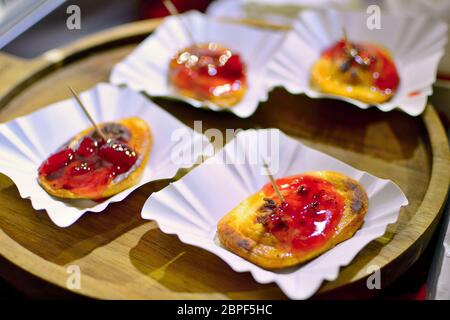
xmin=0 ymin=176 xmax=170 ymax=265
xmin=129 ymin=227 xmax=287 ymax=299
xmin=153 ymin=88 xmax=425 ymax=163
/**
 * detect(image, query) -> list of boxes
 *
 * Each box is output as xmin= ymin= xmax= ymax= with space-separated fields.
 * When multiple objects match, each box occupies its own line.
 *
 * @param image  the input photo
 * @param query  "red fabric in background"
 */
xmin=139 ymin=0 xmax=213 ymax=19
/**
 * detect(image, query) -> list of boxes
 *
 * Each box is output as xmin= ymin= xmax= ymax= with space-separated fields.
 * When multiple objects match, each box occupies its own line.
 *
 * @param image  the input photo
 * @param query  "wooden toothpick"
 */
xmin=261 ymin=157 xmax=285 ymax=202
xmin=68 ymin=86 xmax=107 ymax=141
xmin=342 ymin=27 xmax=353 ymax=55
xmin=162 ymin=0 xmax=179 ymax=16
xmin=162 ymin=0 xmax=195 ymax=44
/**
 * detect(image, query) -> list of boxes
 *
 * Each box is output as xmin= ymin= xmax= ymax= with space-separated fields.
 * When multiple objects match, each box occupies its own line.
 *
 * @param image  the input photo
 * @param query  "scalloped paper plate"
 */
xmin=266 ymin=9 xmax=448 ymax=116
xmin=0 ymin=83 xmax=212 ymax=227
xmin=142 ymin=129 xmax=408 ymax=299
xmin=110 ymin=11 xmax=285 ymax=118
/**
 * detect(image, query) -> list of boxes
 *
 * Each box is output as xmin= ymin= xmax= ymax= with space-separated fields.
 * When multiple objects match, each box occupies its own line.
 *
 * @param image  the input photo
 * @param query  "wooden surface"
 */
xmin=0 ymin=18 xmax=449 ymax=300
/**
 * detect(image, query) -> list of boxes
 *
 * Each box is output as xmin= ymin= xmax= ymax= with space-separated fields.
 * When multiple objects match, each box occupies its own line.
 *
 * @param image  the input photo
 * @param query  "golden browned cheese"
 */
xmin=173 ymin=84 xmax=247 ymax=108
xmin=38 ymin=117 xmax=152 ymax=200
xmin=217 ymin=171 xmax=368 ymax=269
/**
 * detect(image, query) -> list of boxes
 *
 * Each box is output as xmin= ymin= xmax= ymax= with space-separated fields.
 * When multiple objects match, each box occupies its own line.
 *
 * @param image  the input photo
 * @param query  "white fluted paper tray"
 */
xmin=0 ymin=83 xmax=212 ymax=227
xmin=266 ymin=9 xmax=448 ymax=116
xmin=142 ymin=128 xmax=408 ymax=299
xmin=110 ymin=10 xmax=285 ymax=118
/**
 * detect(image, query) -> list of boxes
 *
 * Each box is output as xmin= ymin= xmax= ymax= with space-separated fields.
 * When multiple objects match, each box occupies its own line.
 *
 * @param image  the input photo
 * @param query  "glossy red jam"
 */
xmin=38 ymin=123 xmax=138 ymax=198
xmin=323 ymin=39 xmax=399 ymax=95
xmin=168 ymin=43 xmax=246 ymax=105
xmin=260 ymin=175 xmax=344 ymax=252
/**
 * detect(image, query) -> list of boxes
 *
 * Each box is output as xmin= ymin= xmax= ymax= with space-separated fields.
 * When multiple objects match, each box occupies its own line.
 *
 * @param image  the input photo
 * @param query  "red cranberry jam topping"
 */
xmin=259 ymin=175 xmax=345 ymax=252
xmin=169 ymin=43 xmax=246 ymax=102
xmin=38 ymin=123 xmax=138 ymax=197
xmin=39 ymin=149 xmax=75 ymax=176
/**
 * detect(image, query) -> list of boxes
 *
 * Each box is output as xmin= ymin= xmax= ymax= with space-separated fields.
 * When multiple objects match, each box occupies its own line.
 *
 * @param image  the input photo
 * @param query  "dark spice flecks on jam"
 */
xmin=38 ymin=123 xmax=138 ymax=197
xmin=90 ymin=123 xmax=131 ymax=142
xmin=323 ymin=39 xmax=399 ymax=95
xmin=259 ymin=175 xmax=345 ymax=252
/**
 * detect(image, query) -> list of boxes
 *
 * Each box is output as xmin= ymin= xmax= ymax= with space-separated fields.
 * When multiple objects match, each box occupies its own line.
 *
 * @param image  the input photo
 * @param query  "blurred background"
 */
xmin=0 ymin=0 xmax=448 ymax=75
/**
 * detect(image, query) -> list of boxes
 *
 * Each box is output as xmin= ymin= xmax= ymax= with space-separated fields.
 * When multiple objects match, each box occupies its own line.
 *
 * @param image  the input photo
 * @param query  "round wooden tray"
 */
xmin=0 ymin=19 xmax=449 ymax=300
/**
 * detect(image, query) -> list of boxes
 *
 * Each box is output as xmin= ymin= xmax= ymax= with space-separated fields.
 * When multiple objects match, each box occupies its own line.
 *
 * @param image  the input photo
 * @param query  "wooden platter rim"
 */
xmin=0 ymin=18 xmax=449 ymax=299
